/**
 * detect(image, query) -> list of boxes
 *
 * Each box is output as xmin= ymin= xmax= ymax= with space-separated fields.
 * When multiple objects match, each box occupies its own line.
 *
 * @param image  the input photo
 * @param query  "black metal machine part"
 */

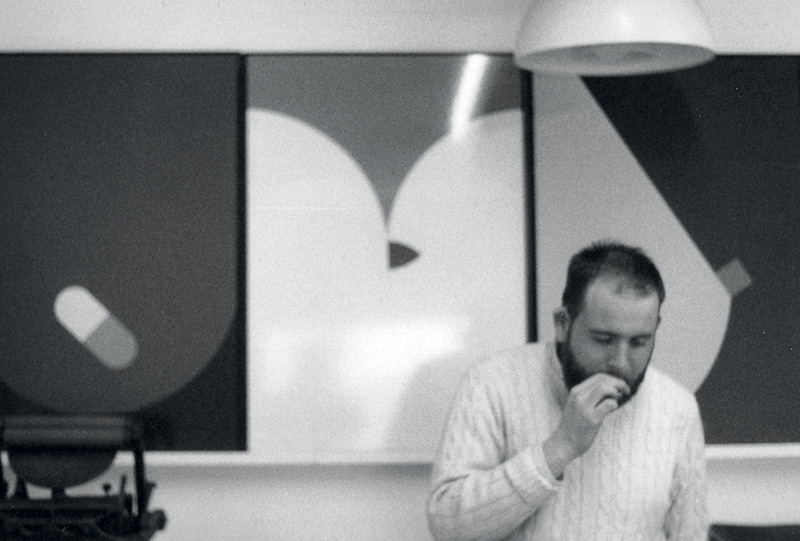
xmin=0 ymin=416 xmax=166 ymax=540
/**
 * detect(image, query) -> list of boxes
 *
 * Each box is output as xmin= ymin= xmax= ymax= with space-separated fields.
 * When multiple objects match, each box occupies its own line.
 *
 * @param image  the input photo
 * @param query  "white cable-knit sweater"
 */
xmin=428 ymin=342 xmax=708 ymax=541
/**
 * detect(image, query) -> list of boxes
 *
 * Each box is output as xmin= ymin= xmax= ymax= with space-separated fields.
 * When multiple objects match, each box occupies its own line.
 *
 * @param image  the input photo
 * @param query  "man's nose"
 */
xmin=608 ymin=343 xmax=629 ymax=373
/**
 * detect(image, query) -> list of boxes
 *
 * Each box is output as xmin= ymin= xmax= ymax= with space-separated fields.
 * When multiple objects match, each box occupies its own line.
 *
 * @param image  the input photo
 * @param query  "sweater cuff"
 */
xmin=504 ymin=445 xmax=562 ymax=506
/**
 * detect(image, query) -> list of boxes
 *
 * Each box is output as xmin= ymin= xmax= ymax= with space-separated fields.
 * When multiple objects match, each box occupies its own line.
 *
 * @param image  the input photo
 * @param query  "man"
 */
xmin=427 ymin=241 xmax=707 ymax=540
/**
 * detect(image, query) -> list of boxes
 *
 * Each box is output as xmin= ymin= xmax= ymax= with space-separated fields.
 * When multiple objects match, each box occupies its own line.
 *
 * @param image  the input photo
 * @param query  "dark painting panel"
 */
xmin=585 ymin=56 xmax=800 ymax=444
xmin=0 ymin=54 xmax=246 ymax=450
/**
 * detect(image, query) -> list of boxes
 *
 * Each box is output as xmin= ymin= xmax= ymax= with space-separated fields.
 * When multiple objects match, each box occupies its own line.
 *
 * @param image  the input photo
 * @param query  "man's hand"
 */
xmin=543 ymin=373 xmax=630 ymax=479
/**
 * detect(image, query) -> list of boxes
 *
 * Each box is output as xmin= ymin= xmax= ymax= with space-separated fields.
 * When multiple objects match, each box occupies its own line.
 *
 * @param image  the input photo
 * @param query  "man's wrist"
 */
xmin=543 ymin=432 xmax=577 ymax=481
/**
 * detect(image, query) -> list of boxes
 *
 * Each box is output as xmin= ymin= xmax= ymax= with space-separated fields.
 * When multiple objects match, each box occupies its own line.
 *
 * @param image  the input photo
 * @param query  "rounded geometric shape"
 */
xmin=514 ymin=0 xmax=715 ymax=75
xmin=8 ymin=448 xmax=117 ymax=489
xmin=55 ymin=285 xmax=139 ymax=370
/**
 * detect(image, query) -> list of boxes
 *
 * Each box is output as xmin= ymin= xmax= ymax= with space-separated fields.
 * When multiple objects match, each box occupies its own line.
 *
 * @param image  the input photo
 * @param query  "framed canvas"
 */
xmin=534 ymin=55 xmax=800 ymax=457
xmin=246 ymin=54 xmax=531 ymax=462
xmin=0 ymin=54 xmax=246 ymax=451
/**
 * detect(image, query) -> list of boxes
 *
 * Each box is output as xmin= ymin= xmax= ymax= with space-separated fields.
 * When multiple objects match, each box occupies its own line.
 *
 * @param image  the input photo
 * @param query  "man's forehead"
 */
xmin=580 ymin=277 xmax=660 ymax=327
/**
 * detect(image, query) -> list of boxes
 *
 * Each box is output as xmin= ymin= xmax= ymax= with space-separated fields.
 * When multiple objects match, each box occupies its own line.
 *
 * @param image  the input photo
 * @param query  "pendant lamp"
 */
xmin=513 ymin=0 xmax=715 ymax=76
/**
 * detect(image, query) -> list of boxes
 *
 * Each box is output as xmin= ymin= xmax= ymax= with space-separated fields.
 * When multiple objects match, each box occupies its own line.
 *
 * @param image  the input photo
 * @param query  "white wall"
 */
xmin=4 ymin=461 xmax=434 ymax=541
xmin=0 ymin=0 xmax=799 ymax=54
xmin=2 ymin=1 xmax=800 ymax=539
xmin=143 ymin=463 xmax=433 ymax=541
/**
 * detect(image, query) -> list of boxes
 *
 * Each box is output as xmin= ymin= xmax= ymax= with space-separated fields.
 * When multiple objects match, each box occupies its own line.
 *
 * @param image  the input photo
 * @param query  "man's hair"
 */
xmin=561 ymin=241 xmax=665 ymax=319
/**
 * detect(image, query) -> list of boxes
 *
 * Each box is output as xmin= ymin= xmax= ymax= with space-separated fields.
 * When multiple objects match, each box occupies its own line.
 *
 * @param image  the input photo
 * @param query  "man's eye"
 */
xmin=593 ymin=335 xmax=613 ymax=344
xmin=632 ymin=338 xmax=650 ymax=348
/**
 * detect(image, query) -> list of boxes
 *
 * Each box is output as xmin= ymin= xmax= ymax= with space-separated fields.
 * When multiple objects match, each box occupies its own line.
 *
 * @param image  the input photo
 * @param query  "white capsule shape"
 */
xmin=54 ymin=285 xmax=139 ymax=370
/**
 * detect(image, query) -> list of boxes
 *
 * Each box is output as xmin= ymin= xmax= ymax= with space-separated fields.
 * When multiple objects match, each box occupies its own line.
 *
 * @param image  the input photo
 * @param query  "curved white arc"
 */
xmin=388 ymin=110 xmax=527 ymax=454
xmin=390 ymin=109 xmax=526 ymax=352
xmin=246 ymin=109 xmax=388 ymax=456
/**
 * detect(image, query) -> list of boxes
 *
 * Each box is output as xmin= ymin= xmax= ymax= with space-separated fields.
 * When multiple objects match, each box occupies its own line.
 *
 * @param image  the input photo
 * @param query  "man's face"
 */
xmin=554 ymin=276 xmax=660 ymax=405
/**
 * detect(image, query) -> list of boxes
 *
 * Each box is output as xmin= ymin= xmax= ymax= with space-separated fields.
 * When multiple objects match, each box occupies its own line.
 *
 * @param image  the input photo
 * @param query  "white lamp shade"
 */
xmin=514 ymin=0 xmax=715 ymax=76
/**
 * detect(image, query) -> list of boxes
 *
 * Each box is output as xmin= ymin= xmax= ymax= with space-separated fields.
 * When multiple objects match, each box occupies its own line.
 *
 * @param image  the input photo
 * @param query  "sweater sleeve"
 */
xmin=427 ymin=366 xmax=561 ymax=541
xmin=664 ymin=398 xmax=709 ymax=540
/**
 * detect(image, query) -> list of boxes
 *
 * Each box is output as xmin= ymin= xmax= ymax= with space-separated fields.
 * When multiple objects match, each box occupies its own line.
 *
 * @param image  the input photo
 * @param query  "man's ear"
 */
xmin=553 ymin=307 xmax=570 ymax=342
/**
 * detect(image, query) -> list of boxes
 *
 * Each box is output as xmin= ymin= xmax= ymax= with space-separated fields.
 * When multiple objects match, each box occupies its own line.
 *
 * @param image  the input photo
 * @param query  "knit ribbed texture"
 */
xmin=428 ymin=343 xmax=708 ymax=541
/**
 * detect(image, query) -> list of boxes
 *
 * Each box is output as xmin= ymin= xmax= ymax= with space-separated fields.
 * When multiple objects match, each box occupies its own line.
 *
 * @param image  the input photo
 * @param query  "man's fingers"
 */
xmin=593 ymin=385 xmax=629 ymax=409
xmin=598 ymin=374 xmax=631 ymax=396
xmin=576 ymin=372 xmax=630 ymax=392
xmin=574 ymin=373 xmax=630 ymax=408
xmin=558 ymin=379 xmax=626 ymax=459
xmin=596 ymin=396 xmax=620 ymax=418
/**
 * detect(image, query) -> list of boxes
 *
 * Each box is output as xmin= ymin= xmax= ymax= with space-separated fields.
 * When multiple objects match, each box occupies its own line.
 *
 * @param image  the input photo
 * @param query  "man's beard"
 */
xmin=555 ymin=341 xmax=649 ymax=407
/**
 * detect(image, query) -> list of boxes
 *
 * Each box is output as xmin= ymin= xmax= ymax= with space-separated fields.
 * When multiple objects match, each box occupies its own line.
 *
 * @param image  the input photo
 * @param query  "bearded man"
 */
xmin=427 ymin=241 xmax=708 ymax=540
